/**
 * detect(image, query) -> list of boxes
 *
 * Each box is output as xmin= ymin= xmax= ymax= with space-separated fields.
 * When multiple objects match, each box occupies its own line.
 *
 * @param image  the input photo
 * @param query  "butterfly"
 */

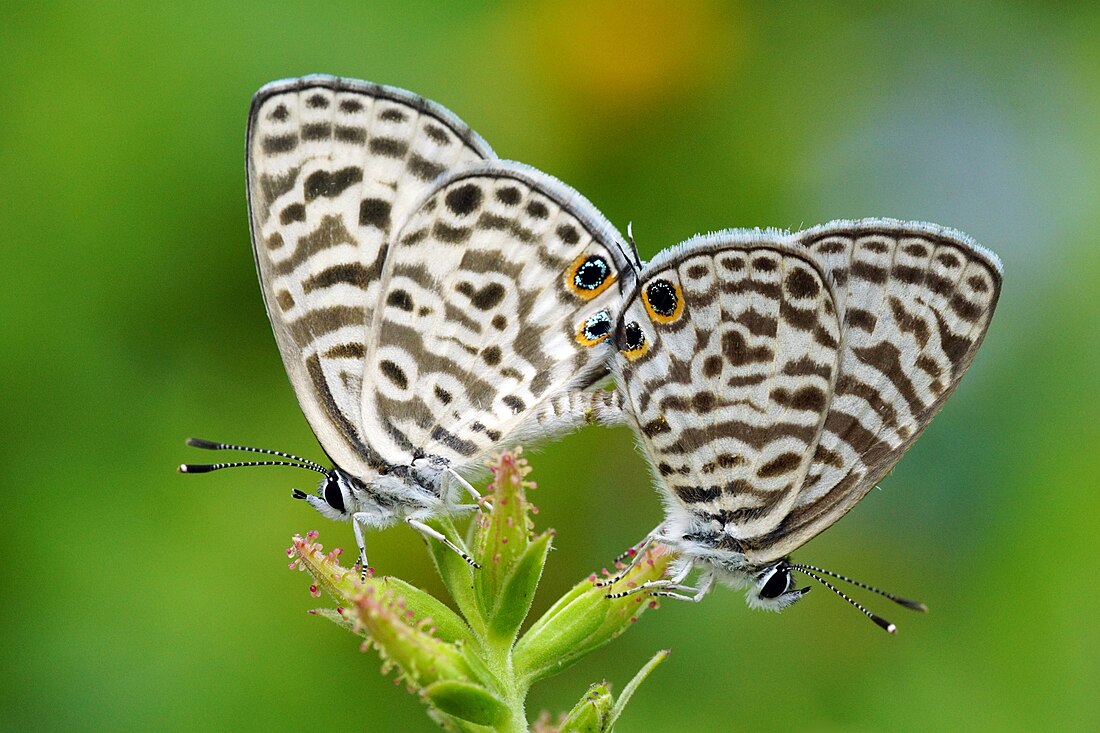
xmin=181 ymin=75 xmax=637 ymax=572
xmin=600 ymin=220 xmax=1001 ymax=631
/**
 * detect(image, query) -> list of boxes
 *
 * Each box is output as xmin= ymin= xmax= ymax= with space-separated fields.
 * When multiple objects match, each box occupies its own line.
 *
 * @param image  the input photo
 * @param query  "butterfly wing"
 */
xmin=246 ymin=76 xmax=494 ymax=477
xmin=613 ymin=234 xmax=843 ymax=543
xmin=746 ymin=219 xmax=1003 ymax=562
xmin=359 ymin=161 xmax=636 ymax=467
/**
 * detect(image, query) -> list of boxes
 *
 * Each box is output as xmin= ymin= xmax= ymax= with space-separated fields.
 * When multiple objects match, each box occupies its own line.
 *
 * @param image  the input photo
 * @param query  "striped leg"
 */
xmin=445 ymin=468 xmax=493 ymax=512
xmin=406 ymin=517 xmax=481 ymax=568
xmin=594 ymin=525 xmax=666 ymax=590
xmin=351 ymin=513 xmax=370 ymax=580
xmin=605 ymin=565 xmax=714 ymax=603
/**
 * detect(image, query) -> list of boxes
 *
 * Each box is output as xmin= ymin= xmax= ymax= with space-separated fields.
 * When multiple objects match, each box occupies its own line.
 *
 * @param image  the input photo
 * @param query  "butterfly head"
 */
xmin=746 ymin=560 xmax=811 ymax=612
xmin=292 ymin=467 xmax=362 ymax=521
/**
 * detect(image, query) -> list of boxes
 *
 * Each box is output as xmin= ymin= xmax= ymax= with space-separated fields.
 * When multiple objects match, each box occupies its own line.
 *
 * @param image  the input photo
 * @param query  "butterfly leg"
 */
xmin=445 ymin=468 xmax=493 ymax=512
xmin=593 ymin=525 xmax=667 ymax=589
xmin=606 ymin=566 xmax=713 ymax=602
xmin=351 ymin=513 xmax=370 ymax=581
xmin=648 ymin=573 xmax=716 ymax=603
xmin=405 ymin=517 xmax=481 ymax=569
xmin=604 ymin=558 xmax=691 ymax=598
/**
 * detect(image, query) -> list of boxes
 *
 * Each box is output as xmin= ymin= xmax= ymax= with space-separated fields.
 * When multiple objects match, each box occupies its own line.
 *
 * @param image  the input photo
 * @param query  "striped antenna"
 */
xmin=788 ymin=562 xmax=927 ymax=634
xmin=791 ymin=563 xmax=928 ymax=612
xmin=178 ymin=437 xmax=328 ymax=475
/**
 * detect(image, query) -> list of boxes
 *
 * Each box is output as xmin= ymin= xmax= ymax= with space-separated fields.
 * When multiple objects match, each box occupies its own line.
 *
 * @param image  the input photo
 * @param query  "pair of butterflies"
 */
xmin=183 ymin=75 xmax=1002 ymax=630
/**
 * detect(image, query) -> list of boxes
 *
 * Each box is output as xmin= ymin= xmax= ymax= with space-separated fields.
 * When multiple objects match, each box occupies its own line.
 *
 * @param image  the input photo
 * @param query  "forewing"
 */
xmin=614 ymin=236 xmax=842 ymax=542
xmin=246 ymin=76 xmax=493 ymax=476
xmin=748 ymin=220 xmax=1003 ymax=562
xmin=357 ymin=162 xmax=635 ymax=467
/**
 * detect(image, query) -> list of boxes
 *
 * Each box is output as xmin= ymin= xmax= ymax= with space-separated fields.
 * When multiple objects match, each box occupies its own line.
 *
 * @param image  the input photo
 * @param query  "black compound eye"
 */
xmin=759 ymin=567 xmax=792 ymax=599
xmin=323 ymin=476 xmax=346 ymax=513
xmin=643 ymin=278 xmax=683 ymax=322
xmin=576 ymin=309 xmax=612 ymax=345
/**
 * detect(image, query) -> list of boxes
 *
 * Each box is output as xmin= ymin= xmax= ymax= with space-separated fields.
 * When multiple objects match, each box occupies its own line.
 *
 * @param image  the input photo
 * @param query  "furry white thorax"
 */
xmin=658 ymin=502 xmax=807 ymax=612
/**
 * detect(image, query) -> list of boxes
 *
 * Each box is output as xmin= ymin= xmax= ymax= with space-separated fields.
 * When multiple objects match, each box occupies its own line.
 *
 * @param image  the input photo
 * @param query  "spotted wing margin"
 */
xmin=246 ymin=75 xmax=494 ymax=477
xmin=745 ymin=219 xmax=1003 ymax=563
xmin=613 ymin=235 xmax=843 ymax=541
xmin=359 ymin=161 xmax=635 ymax=467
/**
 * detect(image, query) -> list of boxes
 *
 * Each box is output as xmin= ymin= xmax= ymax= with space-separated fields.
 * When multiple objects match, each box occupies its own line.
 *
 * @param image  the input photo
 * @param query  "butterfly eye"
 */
xmin=565 ymin=253 xmax=617 ymax=299
xmin=576 ymin=309 xmax=612 ymax=346
xmin=619 ymin=321 xmax=649 ymax=360
xmin=758 ymin=565 xmax=793 ymax=600
xmin=323 ymin=475 xmax=346 ymax=514
xmin=642 ymin=278 xmax=684 ymax=324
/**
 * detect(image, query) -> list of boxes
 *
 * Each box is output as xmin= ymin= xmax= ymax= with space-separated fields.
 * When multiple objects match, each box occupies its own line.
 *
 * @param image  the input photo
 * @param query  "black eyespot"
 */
xmin=645 ymin=279 xmax=678 ymax=316
xmin=323 ymin=476 xmax=346 ymax=514
xmin=623 ymin=321 xmax=645 ymax=351
xmin=584 ymin=311 xmax=611 ymax=340
xmin=574 ymin=256 xmax=610 ymax=290
xmin=759 ymin=566 xmax=792 ymax=599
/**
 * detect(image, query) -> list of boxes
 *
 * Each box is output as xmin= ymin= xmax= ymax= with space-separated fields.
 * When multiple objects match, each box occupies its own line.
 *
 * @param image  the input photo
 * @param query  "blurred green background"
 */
xmin=3 ymin=2 xmax=1098 ymax=730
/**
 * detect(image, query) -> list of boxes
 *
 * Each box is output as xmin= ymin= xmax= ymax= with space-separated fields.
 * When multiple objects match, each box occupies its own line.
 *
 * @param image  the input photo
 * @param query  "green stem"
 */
xmin=473 ymin=633 xmax=525 ymax=733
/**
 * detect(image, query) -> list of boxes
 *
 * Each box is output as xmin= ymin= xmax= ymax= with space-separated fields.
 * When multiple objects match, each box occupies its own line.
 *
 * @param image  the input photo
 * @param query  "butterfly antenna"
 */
xmin=618 ymin=221 xmax=642 ymax=278
xmin=178 ymin=437 xmax=328 ymax=475
xmin=790 ymin=563 xmax=928 ymax=612
xmin=793 ymin=566 xmax=899 ymax=634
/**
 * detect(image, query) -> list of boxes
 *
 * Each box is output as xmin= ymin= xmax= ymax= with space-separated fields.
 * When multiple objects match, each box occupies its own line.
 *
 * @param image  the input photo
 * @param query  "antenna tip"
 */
xmin=870 ymin=614 xmax=897 ymax=634
xmin=186 ymin=437 xmax=221 ymax=449
xmin=177 ymin=464 xmax=188 ymax=473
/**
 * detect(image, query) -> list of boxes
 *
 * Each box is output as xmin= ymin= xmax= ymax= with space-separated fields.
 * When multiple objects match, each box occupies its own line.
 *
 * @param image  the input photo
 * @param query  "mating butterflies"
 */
xmin=602 ymin=221 xmax=1001 ymax=630
xmin=182 ymin=76 xmax=635 ymax=570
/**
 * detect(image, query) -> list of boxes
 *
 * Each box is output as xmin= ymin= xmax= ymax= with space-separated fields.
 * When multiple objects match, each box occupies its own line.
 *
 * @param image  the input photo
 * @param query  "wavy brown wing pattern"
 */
xmin=746 ymin=220 xmax=1003 ymax=562
xmin=246 ymin=76 xmax=493 ymax=479
xmin=360 ymin=162 xmax=636 ymax=467
xmin=613 ymin=237 xmax=844 ymax=542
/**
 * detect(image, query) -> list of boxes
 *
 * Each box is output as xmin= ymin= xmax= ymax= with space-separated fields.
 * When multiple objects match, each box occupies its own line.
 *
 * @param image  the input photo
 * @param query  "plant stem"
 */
xmin=473 ymin=636 xmax=525 ymax=733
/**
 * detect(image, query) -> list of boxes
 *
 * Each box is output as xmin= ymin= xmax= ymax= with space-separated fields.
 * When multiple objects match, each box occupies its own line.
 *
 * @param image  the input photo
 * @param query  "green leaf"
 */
xmin=606 ymin=650 xmax=670 ymax=730
xmin=350 ymin=585 xmax=475 ymax=689
xmin=513 ymin=545 xmax=674 ymax=684
xmin=288 ymin=531 xmax=474 ymax=646
xmin=425 ymin=516 xmax=485 ymax=637
xmin=512 ymin=589 xmax=605 ymax=683
xmin=559 ymin=681 xmax=613 ymax=733
xmin=458 ymin=638 xmax=502 ymax=690
xmin=422 ymin=680 xmax=509 ymax=727
xmin=488 ymin=531 xmax=552 ymax=642
xmin=380 ymin=576 xmax=473 ymax=645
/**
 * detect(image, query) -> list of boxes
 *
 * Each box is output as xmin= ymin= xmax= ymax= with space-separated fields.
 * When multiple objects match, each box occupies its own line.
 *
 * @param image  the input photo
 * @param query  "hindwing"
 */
xmin=750 ymin=219 xmax=1003 ymax=561
xmin=361 ymin=162 xmax=636 ymax=467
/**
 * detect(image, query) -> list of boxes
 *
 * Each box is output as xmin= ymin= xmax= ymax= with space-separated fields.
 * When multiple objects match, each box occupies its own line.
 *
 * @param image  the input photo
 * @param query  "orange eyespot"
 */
xmin=619 ymin=321 xmax=649 ymax=360
xmin=576 ymin=310 xmax=613 ymax=346
xmin=564 ymin=253 xmax=617 ymax=300
xmin=642 ymin=278 xmax=684 ymax=324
